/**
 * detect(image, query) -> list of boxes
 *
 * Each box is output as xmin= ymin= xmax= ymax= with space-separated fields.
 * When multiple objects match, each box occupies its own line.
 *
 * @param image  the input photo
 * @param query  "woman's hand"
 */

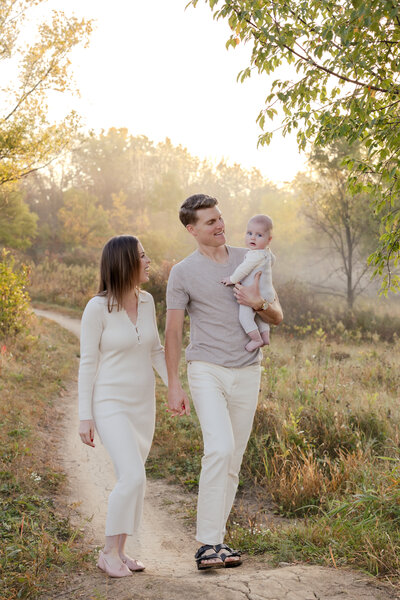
xmin=167 ymin=381 xmax=191 ymax=417
xmin=79 ymin=419 xmax=96 ymax=447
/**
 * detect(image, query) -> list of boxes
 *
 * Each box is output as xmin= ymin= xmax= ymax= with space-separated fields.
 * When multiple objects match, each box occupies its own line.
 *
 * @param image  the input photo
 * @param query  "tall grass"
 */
xmin=29 ymin=258 xmax=400 ymax=342
xmin=29 ymin=258 xmax=98 ymax=310
xmin=150 ymin=330 xmax=400 ymax=578
xmin=0 ymin=318 xmax=90 ymax=599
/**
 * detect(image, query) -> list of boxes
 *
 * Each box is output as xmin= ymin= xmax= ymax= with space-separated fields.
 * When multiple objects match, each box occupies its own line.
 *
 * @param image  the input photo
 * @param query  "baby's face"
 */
xmin=245 ymin=220 xmax=271 ymax=250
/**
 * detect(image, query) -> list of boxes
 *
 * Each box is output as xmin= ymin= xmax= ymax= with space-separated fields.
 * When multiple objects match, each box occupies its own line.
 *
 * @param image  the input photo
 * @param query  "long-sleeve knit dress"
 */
xmin=78 ymin=290 xmax=167 ymax=536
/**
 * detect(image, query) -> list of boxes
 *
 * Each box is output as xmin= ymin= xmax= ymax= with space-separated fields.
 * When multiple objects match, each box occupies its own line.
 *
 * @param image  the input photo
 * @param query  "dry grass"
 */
xmin=0 ymin=315 xmax=90 ymax=600
xmin=151 ymin=328 xmax=400 ymax=578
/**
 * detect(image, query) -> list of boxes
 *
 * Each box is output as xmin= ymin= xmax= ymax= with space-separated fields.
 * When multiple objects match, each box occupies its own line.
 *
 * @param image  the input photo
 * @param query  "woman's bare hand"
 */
xmin=79 ymin=419 xmax=96 ymax=447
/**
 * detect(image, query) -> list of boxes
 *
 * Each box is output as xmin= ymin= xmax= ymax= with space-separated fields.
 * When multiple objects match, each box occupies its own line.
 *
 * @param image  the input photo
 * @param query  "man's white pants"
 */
xmin=187 ymin=360 xmax=261 ymax=545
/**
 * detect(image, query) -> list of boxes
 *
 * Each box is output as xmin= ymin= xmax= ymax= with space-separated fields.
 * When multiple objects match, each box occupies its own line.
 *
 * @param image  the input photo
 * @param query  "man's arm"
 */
xmin=165 ymin=309 xmax=190 ymax=416
xmin=233 ymin=271 xmax=283 ymax=326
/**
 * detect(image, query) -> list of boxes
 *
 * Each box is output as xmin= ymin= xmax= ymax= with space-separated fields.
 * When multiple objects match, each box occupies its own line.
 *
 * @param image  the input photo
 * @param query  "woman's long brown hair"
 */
xmin=98 ymin=235 xmax=141 ymax=312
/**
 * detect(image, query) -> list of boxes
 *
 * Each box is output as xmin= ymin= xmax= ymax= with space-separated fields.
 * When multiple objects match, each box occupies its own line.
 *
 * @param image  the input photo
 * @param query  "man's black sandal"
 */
xmin=195 ymin=545 xmax=224 ymax=570
xmin=214 ymin=543 xmax=242 ymax=568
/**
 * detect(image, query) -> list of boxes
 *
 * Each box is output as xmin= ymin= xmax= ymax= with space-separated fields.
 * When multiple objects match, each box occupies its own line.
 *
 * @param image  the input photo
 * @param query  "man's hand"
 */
xmin=233 ymin=271 xmax=283 ymax=326
xmin=167 ymin=381 xmax=191 ymax=417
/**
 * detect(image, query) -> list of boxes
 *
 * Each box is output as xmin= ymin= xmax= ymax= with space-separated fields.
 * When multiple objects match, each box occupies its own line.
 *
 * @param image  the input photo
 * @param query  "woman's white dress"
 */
xmin=78 ymin=290 xmax=167 ymax=536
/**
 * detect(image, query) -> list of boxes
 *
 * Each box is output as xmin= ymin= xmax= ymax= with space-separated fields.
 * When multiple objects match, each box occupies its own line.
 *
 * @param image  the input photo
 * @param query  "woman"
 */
xmin=78 ymin=235 xmax=168 ymax=577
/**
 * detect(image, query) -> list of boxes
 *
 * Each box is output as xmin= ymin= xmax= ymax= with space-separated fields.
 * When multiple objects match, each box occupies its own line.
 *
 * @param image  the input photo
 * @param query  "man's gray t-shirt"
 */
xmin=166 ymin=246 xmax=261 ymax=368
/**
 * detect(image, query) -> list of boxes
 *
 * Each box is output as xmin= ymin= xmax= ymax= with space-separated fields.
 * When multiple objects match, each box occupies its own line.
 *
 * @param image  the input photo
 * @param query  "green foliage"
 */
xmin=0 ymin=0 xmax=92 ymax=187
xmin=0 ymin=185 xmax=37 ymax=250
xmin=58 ymin=188 xmax=111 ymax=248
xmin=0 ymin=250 xmax=31 ymax=338
xmin=190 ymin=0 xmax=400 ymax=291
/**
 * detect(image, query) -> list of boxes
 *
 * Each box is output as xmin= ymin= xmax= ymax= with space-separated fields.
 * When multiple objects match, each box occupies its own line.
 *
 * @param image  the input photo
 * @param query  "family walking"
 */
xmin=78 ymin=194 xmax=283 ymax=576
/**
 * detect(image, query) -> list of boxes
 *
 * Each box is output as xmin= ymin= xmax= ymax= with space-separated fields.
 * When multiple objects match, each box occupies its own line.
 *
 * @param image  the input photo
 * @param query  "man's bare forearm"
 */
xmin=256 ymin=302 xmax=283 ymax=326
xmin=165 ymin=309 xmax=185 ymax=384
xmin=165 ymin=328 xmax=182 ymax=384
xmin=234 ymin=275 xmax=283 ymax=326
xmin=165 ymin=309 xmax=190 ymax=416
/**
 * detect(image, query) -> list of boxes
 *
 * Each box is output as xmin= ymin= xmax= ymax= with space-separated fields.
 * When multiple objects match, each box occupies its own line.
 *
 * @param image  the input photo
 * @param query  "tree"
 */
xmin=0 ymin=0 xmax=92 ymax=186
xmin=297 ymin=142 xmax=379 ymax=308
xmin=0 ymin=186 xmax=37 ymax=250
xmin=0 ymin=250 xmax=31 ymax=337
xmin=189 ymin=0 xmax=400 ymax=291
xmin=108 ymin=191 xmax=135 ymax=235
xmin=22 ymin=169 xmax=66 ymax=258
xmin=58 ymin=189 xmax=110 ymax=249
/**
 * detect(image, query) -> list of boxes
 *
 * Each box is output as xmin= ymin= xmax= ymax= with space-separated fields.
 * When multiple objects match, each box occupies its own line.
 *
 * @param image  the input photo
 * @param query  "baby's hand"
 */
xmin=221 ymin=277 xmax=234 ymax=286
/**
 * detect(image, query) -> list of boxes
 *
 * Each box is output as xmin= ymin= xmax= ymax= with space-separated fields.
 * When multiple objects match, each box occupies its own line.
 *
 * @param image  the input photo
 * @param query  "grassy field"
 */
xmin=0 ymin=314 xmax=89 ymax=600
xmin=5 ymin=291 xmax=400 ymax=589
xmin=149 ymin=329 xmax=400 ymax=580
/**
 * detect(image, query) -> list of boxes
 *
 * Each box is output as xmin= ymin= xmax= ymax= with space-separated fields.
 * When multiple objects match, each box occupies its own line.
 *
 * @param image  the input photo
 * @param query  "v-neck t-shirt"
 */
xmin=166 ymin=246 xmax=261 ymax=368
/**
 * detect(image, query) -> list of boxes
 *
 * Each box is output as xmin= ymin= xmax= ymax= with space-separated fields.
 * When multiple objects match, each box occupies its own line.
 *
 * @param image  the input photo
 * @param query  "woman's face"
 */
xmin=137 ymin=242 xmax=151 ymax=284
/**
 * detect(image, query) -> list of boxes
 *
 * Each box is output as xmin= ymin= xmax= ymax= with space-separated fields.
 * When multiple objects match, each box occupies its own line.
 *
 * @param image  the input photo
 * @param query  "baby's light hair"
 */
xmin=248 ymin=214 xmax=273 ymax=233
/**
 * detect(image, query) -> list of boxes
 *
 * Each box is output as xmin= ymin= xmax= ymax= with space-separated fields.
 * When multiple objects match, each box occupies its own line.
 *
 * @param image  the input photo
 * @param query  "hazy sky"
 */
xmin=44 ymin=0 xmax=306 ymax=184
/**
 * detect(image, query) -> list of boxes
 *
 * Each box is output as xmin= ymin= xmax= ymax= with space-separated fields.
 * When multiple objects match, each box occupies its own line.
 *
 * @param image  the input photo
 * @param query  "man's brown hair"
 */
xmin=179 ymin=194 xmax=218 ymax=227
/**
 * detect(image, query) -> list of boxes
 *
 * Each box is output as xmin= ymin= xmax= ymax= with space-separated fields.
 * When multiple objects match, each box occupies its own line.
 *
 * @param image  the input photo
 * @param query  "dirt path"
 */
xmin=35 ymin=309 xmax=398 ymax=600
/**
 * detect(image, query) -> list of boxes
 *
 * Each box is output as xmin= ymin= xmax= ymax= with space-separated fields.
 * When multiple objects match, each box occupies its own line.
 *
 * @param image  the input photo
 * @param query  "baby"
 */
xmin=222 ymin=214 xmax=275 ymax=352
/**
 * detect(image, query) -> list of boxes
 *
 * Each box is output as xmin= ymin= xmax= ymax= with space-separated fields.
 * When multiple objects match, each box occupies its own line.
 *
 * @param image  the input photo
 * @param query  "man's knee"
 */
xmin=204 ymin=442 xmax=234 ymax=467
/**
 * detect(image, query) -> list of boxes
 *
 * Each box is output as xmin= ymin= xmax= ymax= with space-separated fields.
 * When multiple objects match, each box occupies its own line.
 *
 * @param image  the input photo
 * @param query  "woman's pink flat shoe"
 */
xmin=97 ymin=551 xmax=132 ymax=577
xmin=122 ymin=557 xmax=145 ymax=572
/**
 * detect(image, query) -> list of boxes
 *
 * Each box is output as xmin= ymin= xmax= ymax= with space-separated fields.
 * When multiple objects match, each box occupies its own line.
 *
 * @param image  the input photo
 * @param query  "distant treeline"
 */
xmin=1 ymin=129 xmax=396 ymax=309
xmin=2 ymin=128 xmax=302 ymax=270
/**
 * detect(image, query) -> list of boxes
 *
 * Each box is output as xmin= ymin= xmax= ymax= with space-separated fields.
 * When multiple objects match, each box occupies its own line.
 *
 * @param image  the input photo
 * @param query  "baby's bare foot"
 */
xmin=245 ymin=339 xmax=264 ymax=352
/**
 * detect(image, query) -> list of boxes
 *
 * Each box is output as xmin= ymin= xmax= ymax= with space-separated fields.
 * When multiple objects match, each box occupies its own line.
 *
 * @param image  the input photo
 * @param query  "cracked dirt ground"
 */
xmin=35 ymin=310 xmax=398 ymax=600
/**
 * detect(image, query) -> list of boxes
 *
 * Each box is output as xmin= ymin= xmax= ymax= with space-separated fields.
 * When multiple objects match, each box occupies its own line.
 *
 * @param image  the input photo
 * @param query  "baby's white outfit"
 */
xmin=78 ymin=291 xmax=167 ymax=536
xmin=229 ymin=248 xmax=276 ymax=334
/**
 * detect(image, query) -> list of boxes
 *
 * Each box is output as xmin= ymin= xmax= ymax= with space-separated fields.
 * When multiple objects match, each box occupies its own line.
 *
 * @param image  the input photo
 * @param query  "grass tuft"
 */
xmin=151 ymin=329 xmax=400 ymax=579
xmin=0 ymin=316 xmax=90 ymax=600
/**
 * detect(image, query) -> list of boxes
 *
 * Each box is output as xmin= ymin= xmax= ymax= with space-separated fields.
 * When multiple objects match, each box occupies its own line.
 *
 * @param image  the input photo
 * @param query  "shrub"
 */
xmin=277 ymin=280 xmax=400 ymax=342
xmin=0 ymin=250 xmax=31 ymax=338
xmin=29 ymin=257 xmax=98 ymax=310
xmin=29 ymin=257 xmax=174 ymax=319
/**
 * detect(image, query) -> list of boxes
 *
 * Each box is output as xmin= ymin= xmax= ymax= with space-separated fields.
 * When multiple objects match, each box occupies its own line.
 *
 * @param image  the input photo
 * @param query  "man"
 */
xmin=165 ymin=194 xmax=282 ymax=570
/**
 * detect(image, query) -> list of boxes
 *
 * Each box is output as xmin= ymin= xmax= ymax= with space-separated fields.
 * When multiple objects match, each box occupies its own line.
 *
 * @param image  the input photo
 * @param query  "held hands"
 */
xmin=167 ymin=381 xmax=191 ymax=417
xmin=79 ymin=419 xmax=95 ymax=447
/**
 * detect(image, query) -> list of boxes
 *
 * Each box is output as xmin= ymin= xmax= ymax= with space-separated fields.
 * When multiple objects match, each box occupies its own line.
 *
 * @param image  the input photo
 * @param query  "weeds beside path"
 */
xmin=0 ymin=313 xmax=90 ymax=600
xmin=32 ymin=308 xmax=398 ymax=600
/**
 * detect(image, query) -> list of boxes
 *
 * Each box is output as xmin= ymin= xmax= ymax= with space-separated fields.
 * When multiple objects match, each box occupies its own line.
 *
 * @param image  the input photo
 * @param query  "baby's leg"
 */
xmin=239 ymin=305 xmax=263 ymax=352
xmin=246 ymin=330 xmax=263 ymax=352
xmin=256 ymin=315 xmax=270 ymax=346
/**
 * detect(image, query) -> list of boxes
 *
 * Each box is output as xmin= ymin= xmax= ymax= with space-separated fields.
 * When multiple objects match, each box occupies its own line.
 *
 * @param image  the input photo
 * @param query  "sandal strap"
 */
xmin=195 ymin=544 xmax=219 ymax=561
xmin=214 ymin=543 xmax=242 ymax=558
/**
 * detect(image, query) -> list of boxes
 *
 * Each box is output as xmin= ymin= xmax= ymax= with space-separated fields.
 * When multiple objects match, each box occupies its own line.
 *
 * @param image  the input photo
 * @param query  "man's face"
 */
xmin=186 ymin=206 xmax=226 ymax=247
